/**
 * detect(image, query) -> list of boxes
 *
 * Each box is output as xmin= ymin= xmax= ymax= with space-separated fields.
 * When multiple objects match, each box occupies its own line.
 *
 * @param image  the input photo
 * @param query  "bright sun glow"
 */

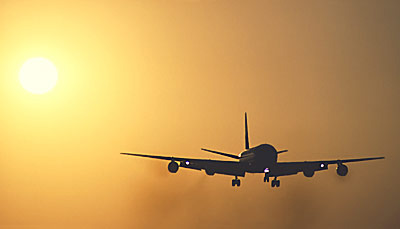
xmin=19 ymin=57 xmax=58 ymax=94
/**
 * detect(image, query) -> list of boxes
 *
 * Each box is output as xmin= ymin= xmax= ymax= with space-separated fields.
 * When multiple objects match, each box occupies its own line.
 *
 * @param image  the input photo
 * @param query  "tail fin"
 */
xmin=245 ymin=113 xmax=249 ymax=150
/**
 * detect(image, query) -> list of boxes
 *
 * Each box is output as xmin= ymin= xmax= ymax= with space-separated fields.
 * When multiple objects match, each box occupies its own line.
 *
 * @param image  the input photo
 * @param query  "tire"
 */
xmin=276 ymin=180 xmax=280 ymax=188
xmin=271 ymin=181 xmax=276 ymax=188
xmin=237 ymin=180 xmax=241 ymax=187
xmin=232 ymin=180 xmax=236 ymax=187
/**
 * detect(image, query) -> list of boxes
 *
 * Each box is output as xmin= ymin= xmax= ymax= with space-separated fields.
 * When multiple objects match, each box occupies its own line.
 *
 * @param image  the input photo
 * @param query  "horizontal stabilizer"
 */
xmin=277 ymin=150 xmax=288 ymax=154
xmin=201 ymin=148 xmax=240 ymax=160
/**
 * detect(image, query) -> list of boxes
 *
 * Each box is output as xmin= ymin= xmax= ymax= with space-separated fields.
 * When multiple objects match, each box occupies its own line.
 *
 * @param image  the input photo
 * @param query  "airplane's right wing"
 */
xmin=121 ymin=152 xmax=245 ymax=177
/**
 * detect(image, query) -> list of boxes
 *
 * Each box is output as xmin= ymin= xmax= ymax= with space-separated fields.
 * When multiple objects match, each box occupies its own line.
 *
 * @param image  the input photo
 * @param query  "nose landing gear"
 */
xmin=263 ymin=173 xmax=270 ymax=182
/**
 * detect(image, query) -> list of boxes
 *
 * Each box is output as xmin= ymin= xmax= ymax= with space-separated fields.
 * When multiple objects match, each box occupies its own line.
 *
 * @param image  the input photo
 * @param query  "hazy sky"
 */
xmin=1 ymin=0 xmax=399 ymax=228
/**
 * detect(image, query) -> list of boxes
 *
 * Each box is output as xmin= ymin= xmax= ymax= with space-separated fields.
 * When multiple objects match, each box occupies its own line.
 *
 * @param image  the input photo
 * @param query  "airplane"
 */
xmin=121 ymin=113 xmax=384 ymax=188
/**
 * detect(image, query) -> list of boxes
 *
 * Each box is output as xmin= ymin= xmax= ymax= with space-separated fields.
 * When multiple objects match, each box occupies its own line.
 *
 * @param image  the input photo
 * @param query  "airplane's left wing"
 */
xmin=121 ymin=152 xmax=245 ymax=177
xmin=306 ymin=156 xmax=385 ymax=165
xmin=271 ymin=156 xmax=384 ymax=177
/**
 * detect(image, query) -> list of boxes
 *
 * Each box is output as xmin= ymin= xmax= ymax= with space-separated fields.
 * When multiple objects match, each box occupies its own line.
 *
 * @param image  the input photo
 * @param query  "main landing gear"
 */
xmin=271 ymin=177 xmax=280 ymax=188
xmin=232 ymin=176 xmax=241 ymax=187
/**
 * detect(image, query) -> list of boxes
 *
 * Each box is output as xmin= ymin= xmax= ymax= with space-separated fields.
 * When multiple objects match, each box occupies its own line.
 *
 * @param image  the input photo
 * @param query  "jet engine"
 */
xmin=303 ymin=170 xmax=315 ymax=178
xmin=205 ymin=168 xmax=215 ymax=176
xmin=168 ymin=161 xmax=179 ymax=173
xmin=336 ymin=164 xmax=348 ymax=176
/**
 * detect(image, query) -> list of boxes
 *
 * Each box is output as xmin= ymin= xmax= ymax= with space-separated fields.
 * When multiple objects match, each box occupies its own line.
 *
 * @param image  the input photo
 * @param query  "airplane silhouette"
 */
xmin=121 ymin=113 xmax=384 ymax=188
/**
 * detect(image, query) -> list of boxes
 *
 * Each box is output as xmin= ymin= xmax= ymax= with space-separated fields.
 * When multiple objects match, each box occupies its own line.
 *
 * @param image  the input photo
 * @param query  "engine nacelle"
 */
xmin=303 ymin=170 xmax=315 ymax=178
xmin=168 ymin=161 xmax=179 ymax=173
xmin=205 ymin=168 xmax=215 ymax=176
xmin=336 ymin=164 xmax=348 ymax=176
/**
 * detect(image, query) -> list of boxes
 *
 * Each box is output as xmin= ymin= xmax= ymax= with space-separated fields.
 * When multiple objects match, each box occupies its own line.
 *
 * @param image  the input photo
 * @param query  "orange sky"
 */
xmin=1 ymin=0 xmax=399 ymax=228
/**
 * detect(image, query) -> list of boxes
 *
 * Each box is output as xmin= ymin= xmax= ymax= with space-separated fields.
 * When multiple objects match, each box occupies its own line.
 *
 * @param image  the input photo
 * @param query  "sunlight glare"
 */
xmin=19 ymin=57 xmax=58 ymax=94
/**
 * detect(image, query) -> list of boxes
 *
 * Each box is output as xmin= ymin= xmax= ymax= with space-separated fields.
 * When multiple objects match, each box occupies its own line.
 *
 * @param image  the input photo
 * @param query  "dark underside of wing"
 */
xmin=270 ymin=156 xmax=384 ymax=177
xmin=121 ymin=153 xmax=384 ymax=178
xmin=121 ymin=152 xmax=245 ymax=177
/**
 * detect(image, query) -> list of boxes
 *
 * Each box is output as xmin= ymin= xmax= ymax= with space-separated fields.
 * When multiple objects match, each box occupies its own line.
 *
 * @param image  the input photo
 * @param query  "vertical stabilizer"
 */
xmin=245 ymin=113 xmax=250 ymax=150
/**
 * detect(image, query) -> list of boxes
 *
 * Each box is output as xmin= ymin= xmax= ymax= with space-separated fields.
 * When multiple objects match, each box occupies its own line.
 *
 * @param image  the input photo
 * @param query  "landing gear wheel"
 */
xmin=231 ymin=176 xmax=240 ymax=187
xmin=271 ymin=177 xmax=280 ymax=188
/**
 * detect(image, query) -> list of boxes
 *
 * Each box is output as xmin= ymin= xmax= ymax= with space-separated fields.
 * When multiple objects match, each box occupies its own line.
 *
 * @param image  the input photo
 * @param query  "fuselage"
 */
xmin=239 ymin=144 xmax=278 ymax=172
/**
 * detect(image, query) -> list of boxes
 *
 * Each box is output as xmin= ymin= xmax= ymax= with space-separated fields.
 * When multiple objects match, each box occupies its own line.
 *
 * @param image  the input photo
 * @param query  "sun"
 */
xmin=19 ymin=57 xmax=58 ymax=94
